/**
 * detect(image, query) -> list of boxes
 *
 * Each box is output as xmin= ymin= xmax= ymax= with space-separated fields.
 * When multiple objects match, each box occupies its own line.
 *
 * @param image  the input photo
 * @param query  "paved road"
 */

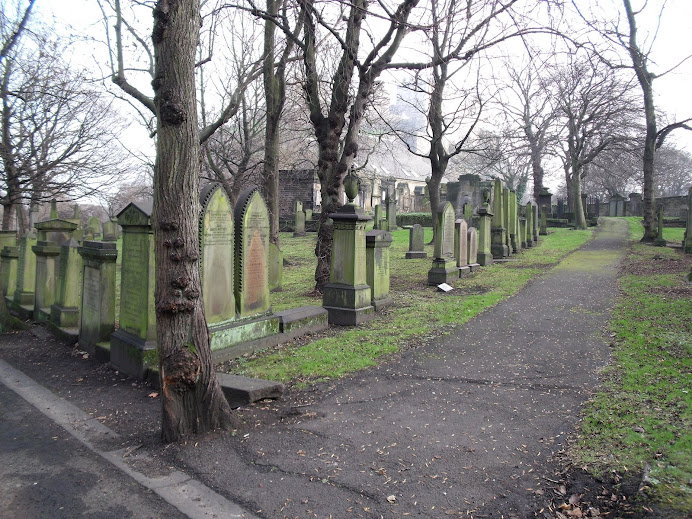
xmin=168 ymin=218 xmax=631 ymax=518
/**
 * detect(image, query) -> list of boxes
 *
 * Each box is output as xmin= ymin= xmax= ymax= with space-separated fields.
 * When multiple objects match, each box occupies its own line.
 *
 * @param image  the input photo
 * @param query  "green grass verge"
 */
xmin=226 ymin=227 xmax=593 ymax=385
xmin=571 ymin=232 xmax=692 ymax=512
xmin=622 ymin=216 xmax=686 ymax=244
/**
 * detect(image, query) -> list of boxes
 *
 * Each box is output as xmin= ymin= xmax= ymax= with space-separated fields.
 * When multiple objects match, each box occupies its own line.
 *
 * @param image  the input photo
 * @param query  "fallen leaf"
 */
xmin=566 ymin=507 xmax=582 ymax=517
xmin=148 ymin=392 xmax=159 ymax=398
xmin=569 ymin=494 xmax=582 ymax=506
xmin=387 ymin=495 xmax=396 ymax=504
xmin=558 ymin=485 xmax=567 ymax=495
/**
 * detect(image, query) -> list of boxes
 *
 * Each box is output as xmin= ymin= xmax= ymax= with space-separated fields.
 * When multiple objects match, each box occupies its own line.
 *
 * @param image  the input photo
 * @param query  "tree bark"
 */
xmin=151 ymin=0 xmax=234 ymax=443
xmin=571 ymin=163 xmax=586 ymax=230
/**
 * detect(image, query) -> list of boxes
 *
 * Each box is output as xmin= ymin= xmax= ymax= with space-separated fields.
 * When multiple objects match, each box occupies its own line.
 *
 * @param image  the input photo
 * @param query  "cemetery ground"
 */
xmin=0 ymin=218 xmax=689 ymax=518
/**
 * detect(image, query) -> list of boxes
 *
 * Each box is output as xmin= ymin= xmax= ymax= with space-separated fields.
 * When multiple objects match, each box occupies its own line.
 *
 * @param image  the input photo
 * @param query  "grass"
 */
xmin=571 ymin=217 xmax=692 ymax=512
xmin=224 ymin=226 xmax=594 ymax=385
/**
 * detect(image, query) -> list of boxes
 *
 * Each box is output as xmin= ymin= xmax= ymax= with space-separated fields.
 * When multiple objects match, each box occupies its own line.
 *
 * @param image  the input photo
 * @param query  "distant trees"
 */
xmin=0 ymin=2 xmax=127 ymax=234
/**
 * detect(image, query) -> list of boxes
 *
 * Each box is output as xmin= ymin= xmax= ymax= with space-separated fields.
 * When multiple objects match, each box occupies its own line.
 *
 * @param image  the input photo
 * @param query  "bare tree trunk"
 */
xmin=151 ymin=0 xmax=233 ymax=443
xmin=531 ymin=151 xmax=544 ymax=203
xmin=571 ymin=163 xmax=586 ymax=230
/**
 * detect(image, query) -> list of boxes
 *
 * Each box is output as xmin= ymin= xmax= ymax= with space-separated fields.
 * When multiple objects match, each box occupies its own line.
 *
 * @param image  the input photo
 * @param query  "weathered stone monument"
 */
xmin=491 ymin=180 xmax=508 ymax=259
xmin=502 ymin=187 xmax=512 ymax=255
xmin=323 ymin=171 xmax=373 ymax=325
xmin=0 ymin=231 xmax=18 ymax=301
xmin=477 ymin=188 xmax=494 ymax=266
xmin=102 ymin=220 xmax=120 ymax=241
xmin=467 ymin=227 xmax=479 ymax=272
xmin=509 ymin=190 xmax=519 ymax=253
xmin=85 ymin=216 xmax=101 ymax=239
xmin=538 ymin=187 xmax=552 ymax=219
xmin=524 ymin=203 xmax=534 ymax=247
xmin=683 ymin=187 xmax=692 ymax=253
xmin=78 ymin=240 xmax=118 ymax=361
xmin=454 ymin=218 xmax=469 ymax=277
xmin=373 ymin=204 xmax=384 ymax=231
xmin=405 ymin=224 xmax=427 ymax=259
xmin=11 ymin=229 xmax=38 ymax=316
xmin=32 ymin=217 xmax=78 ymax=321
xmin=385 ymin=194 xmax=397 ymax=231
xmin=609 ymin=194 xmax=626 ymax=217
xmin=654 ymin=205 xmax=667 ymax=247
xmin=519 ymin=216 xmax=528 ymax=249
xmin=366 ymin=230 xmax=393 ymax=310
xmin=428 ymin=202 xmax=458 ymax=285
xmin=200 ymin=184 xmax=236 ymax=326
xmin=268 ymin=242 xmax=283 ymax=292
xmin=110 ymin=200 xmax=157 ymax=380
xmin=532 ymin=203 xmax=539 ymax=243
xmin=49 ymin=238 xmax=83 ymax=337
xmin=293 ymin=208 xmax=306 ymax=237
xmin=540 ymin=208 xmax=548 ymax=236
xmin=305 ymin=208 xmax=313 ymax=221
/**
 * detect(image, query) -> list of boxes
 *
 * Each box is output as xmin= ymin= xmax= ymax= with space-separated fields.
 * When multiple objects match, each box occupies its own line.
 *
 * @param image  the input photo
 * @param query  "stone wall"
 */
xmin=279 ymin=169 xmax=320 ymax=217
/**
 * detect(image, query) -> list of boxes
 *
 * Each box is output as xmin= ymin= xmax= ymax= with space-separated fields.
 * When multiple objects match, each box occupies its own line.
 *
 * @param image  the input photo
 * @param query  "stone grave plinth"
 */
xmin=532 ymin=204 xmax=539 ymax=243
xmin=0 ymin=231 xmax=18 ymax=301
xmin=323 ymin=202 xmax=373 ymax=326
xmin=540 ymin=207 xmax=548 ymax=236
xmin=428 ymin=202 xmax=457 ymax=285
xmin=405 ymin=224 xmax=427 ymax=259
xmin=477 ymin=206 xmax=494 ymax=266
xmin=525 ymin=203 xmax=534 ymax=247
xmin=654 ymin=205 xmax=667 ymax=247
xmin=32 ymin=218 xmax=79 ymax=322
xmin=110 ymin=200 xmax=157 ymax=380
xmin=268 ymin=242 xmax=283 ymax=292
xmin=366 ymin=230 xmax=393 ymax=311
xmin=293 ymin=209 xmax=306 ymax=237
xmin=491 ymin=180 xmax=508 ymax=259
xmin=454 ymin=218 xmax=470 ymax=277
xmin=49 ymin=239 xmax=83 ymax=341
xmin=467 ymin=227 xmax=480 ymax=272
xmin=519 ymin=217 xmax=528 ymax=248
xmin=11 ymin=229 xmax=37 ymax=317
xmin=682 ymin=187 xmax=692 ymax=253
xmin=102 ymin=221 xmax=120 ymax=241
xmin=538 ymin=187 xmax=552 ymax=219
xmin=509 ymin=190 xmax=519 ymax=253
xmin=373 ymin=204 xmax=384 ymax=230
xmin=385 ymin=196 xmax=397 ymax=231
xmin=502 ymin=187 xmax=512 ymax=255
xmin=78 ymin=241 xmax=118 ymax=362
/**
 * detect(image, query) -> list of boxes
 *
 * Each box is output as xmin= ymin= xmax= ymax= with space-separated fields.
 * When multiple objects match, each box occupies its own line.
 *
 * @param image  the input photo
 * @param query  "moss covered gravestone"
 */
xmin=323 ymin=172 xmax=373 ymax=325
xmin=110 ymin=200 xmax=156 ymax=380
xmin=78 ymin=241 xmax=118 ymax=361
xmin=524 ymin=203 xmax=534 ymax=247
xmin=428 ymin=202 xmax=457 ymax=285
xmin=32 ymin=218 xmax=78 ymax=321
xmin=366 ymin=230 xmax=393 ymax=310
xmin=405 ymin=224 xmax=427 ymax=259
xmin=683 ymin=187 xmax=692 ymax=254
xmin=0 ymin=231 xmax=18 ymax=301
xmin=454 ymin=218 xmax=469 ymax=278
xmin=467 ymin=227 xmax=479 ymax=272
xmin=50 ymin=238 xmax=83 ymax=334
xmin=12 ymin=229 xmax=37 ymax=315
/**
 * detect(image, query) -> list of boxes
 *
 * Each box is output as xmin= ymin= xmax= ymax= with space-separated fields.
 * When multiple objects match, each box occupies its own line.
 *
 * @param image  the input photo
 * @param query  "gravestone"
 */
xmin=532 ymin=203 xmax=539 ymax=243
xmin=293 ymin=209 xmax=306 ymax=237
xmin=305 ymin=208 xmax=313 ymax=221
xmin=467 ymin=227 xmax=479 ymax=271
xmin=428 ymin=202 xmax=457 ymax=285
xmin=463 ymin=202 xmax=473 ymax=222
xmin=385 ymin=195 xmax=397 ymax=231
xmin=519 ymin=217 xmax=527 ymax=248
xmin=322 ymin=178 xmax=373 ymax=325
xmin=524 ymin=203 xmax=534 ymax=247
xmin=405 ymin=224 xmax=427 ymax=259
xmin=491 ymin=180 xmax=508 ymax=259
xmin=373 ymin=204 xmax=384 ymax=230
xmin=654 ymin=205 xmax=667 ymax=247
xmin=628 ymin=193 xmax=642 ymax=217
xmin=33 ymin=218 xmax=78 ymax=321
xmin=509 ymin=190 xmax=519 ymax=253
xmin=102 ymin=220 xmax=120 ymax=241
xmin=199 ymin=183 xmax=236 ymax=325
xmin=538 ymin=187 xmax=552 ymax=218
xmin=502 ymin=187 xmax=512 ymax=255
xmin=268 ymin=242 xmax=283 ymax=292
xmin=86 ymin=216 xmax=101 ymax=239
xmin=477 ymin=205 xmax=494 ymax=266
xmin=50 ymin=238 xmax=83 ymax=333
xmin=454 ymin=218 xmax=469 ymax=277
xmin=683 ymin=187 xmax=692 ymax=253
xmin=78 ymin=241 xmax=118 ymax=360
xmin=0 ymin=232 xmax=18 ymax=301
xmin=366 ymin=230 xmax=393 ymax=310
xmin=12 ymin=229 xmax=38 ymax=313
xmin=110 ymin=200 xmax=157 ymax=380
xmin=234 ymin=188 xmax=271 ymax=319
xmin=540 ymin=208 xmax=548 ymax=236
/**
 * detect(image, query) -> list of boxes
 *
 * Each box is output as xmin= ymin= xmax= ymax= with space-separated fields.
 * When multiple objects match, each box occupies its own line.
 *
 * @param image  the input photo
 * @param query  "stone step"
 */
xmin=216 ymin=373 xmax=284 ymax=409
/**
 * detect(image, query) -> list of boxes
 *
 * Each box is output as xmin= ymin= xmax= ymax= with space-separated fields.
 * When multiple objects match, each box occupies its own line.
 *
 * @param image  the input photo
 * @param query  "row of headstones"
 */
xmin=401 ymin=179 xmax=541 ymax=285
xmin=372 ymin=197 xmax=397 ymax=231
xmin=0 ymin=185 xmax=278 ymax=375
xmin=1 ymin=206 xmax=121 ymax=329
xmin=661 ymin=186 xmax=692 ymax=252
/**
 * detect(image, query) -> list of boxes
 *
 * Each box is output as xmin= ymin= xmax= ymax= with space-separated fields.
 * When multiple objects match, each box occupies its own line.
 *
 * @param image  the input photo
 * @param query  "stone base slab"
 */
xmin=458 ymin=266 xmax=471 ymax=278
xmin=653 ymin=238 xmax=667 ymax=247
xmin=217 ymin=373 xmax=284 ymax=409
xmin=110 ymin=329 xmax=157 ymax=381
xmin=50 ymin=304 xmax=79 ymax=329
xmin=324 ymin=304 xmax=374 ymax=326
xmin=468 ymin=263 xmax=480 ymax=272
xmin=477 ymin=252 xmax=494 ymax=266
xmin=276 ymin=305 xmax=328 ymax=335
xmin=372 ymin=296 xmax=394 ymax=312
xmin=428 ymin=258 xmax=457 ymax=286
xmin=405 ymin=251 xmax=427 ymax=259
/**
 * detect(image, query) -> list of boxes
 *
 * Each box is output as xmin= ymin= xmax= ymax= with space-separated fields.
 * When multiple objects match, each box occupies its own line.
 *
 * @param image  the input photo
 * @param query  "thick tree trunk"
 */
xmin=151 ymin=0 xmax=233 ymax=443
xmin=531 ymin=151 xmax=544 ymax=203
xmin=571 ymin=164 xmax=587 ymax=230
